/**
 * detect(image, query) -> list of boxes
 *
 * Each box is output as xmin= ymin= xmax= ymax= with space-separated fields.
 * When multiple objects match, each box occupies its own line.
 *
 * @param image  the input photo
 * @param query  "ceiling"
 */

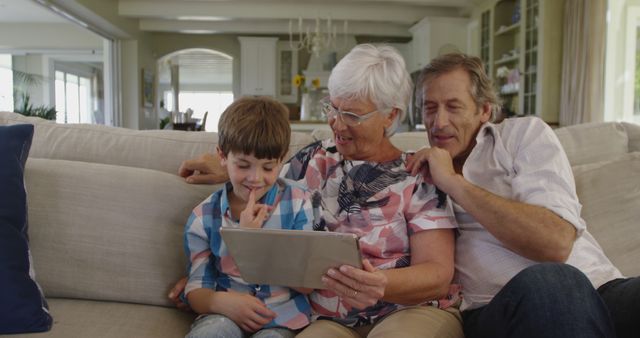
xmin=1 ymin=0 xmax=480 ymax=87
xmin=2 ymin=0 xmax=481 ymax=38
xmin=0 ymin=0 xmax=67 ymax=23
xmin=119 ymin=0 xmax=478 ymax=38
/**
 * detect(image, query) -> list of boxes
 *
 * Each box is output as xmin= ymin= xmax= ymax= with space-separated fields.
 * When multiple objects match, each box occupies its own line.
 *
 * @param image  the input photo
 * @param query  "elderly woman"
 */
xmin=175 ymin=44 xmax=463 ymax=338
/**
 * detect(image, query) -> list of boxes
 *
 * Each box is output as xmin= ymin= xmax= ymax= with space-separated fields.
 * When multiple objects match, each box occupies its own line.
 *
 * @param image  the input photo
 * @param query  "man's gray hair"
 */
xmin=328 ymin=44 xmax=412 ymax=137
xmin=416 ymin=53 xmax=501 ymax=121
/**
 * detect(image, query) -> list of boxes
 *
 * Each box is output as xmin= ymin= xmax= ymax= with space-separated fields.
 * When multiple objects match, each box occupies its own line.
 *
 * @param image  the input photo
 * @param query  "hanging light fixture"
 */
xmin=289 ymin=17 xmax=348 ymax=56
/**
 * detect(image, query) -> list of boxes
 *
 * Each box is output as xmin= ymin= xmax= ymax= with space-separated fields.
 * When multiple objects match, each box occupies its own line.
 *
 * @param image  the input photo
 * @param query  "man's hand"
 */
xmin=178 ymin=153 xmax=229 ymax=184
xmin=168 ymin=277 xmax=191 ymax=312
xmin=239 ymin=189 xmax=270 ymax=228
xmin=406 ymin=147 xmax=458 ymax=194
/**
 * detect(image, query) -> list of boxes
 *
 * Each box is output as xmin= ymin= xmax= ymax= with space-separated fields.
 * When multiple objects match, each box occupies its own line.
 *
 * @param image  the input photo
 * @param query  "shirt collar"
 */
xmin=475 ymin=121 xmax=496 ymax=144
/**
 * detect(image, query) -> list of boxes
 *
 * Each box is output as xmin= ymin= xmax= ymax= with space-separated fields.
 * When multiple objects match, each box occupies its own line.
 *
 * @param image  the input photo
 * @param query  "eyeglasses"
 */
xmin=320 ymin=97 xmax=380 ymax=126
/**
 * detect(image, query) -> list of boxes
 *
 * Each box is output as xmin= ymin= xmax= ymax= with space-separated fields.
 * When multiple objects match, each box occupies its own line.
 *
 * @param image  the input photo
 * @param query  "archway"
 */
xmin=157 ymin=48 xmax=233 ymax=131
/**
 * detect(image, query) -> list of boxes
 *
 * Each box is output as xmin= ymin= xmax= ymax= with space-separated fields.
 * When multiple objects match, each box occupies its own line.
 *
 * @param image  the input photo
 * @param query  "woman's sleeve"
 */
xmin=404 ymin=178 xmax=458 ymax=234
xmin=281 ymin=140 xmax=323 ymax=181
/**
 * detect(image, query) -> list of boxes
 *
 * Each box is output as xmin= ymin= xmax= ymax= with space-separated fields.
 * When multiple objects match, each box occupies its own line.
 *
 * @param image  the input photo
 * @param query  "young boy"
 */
xmin=183 ymin=97 xmax=314 ymax=338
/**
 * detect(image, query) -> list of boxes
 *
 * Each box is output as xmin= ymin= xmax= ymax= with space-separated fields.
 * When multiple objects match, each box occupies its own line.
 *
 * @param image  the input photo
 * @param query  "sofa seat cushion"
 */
xmin=9 ymin=298 xmax=196 ymax=338
xmin=572 ymin=152 xmax=640 ymax=277
xmin=25 ymin=158 xmax=215 ymax=306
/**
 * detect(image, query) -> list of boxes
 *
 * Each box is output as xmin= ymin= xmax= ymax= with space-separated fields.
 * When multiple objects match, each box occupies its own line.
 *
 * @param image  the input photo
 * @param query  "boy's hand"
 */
xmin=168 ymin=277 xmax=191 ymax=312
xmin=239 ymin=189 xmax=270 ymax=228
xmin=217 ymin=290 xmax=277 ymax=332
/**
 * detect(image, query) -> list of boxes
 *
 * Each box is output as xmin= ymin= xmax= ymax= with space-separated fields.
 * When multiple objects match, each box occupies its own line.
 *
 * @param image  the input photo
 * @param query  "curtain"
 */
xmin=559 ymin=0 xmax=607 ymax=126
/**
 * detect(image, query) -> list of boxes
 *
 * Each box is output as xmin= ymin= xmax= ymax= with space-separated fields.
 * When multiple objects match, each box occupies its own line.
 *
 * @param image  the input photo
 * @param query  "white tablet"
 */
xmin=220 ymin=227 xmax=362 ymax=289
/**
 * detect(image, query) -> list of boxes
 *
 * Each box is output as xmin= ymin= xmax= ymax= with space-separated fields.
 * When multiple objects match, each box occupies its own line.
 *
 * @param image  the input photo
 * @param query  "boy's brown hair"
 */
xmin=217 ymin=96 xmax=291 ymax=160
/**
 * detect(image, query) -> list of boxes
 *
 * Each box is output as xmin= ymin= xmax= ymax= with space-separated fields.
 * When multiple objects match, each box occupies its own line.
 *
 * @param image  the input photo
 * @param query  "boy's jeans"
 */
xmin=186 ymin=314 xmax=296 ymax=338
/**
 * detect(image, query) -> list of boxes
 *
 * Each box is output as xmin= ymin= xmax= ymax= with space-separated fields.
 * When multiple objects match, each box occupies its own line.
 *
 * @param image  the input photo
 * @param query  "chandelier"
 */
xmin=288 ymin=17 xmax=348 ymax=56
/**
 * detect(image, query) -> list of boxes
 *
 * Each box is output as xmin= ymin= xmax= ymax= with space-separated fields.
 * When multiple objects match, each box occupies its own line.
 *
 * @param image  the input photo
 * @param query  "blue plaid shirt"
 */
xmin=183 ymin=178 xmax=314 ymax=330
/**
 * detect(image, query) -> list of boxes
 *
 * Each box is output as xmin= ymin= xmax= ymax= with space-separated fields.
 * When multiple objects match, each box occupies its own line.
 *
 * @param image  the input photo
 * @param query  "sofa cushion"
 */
xmin=1 ymin=112 xmax=315 ymax=175
xmin=311 ymin=129 xmax=430 ymax=152
xmin=623 ymin=122 xmax=640 ymax=152
xmin=25 ymin=158 xmax=215 ymax=306
xmin=0 ymin=124 xmax=53 ymax=334
xmin=389 ymin=131 xmax=430 ymax=151
xmin=8 ymin=298 xmax=195 ymax=338
xmin=555 ymin=122 xmax=629 ymax=166
xmin=572 ymin=152 xmax=640 ymax=277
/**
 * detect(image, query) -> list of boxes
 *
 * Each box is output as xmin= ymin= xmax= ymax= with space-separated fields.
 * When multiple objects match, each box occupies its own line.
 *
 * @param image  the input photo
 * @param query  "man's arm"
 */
xmin=446 ymin=174 xmax=576 ymax=262
xmin=179 ymin=153 xmax=229 ymax=184
xmin=407 ymin=146 xmax=576 ymax=263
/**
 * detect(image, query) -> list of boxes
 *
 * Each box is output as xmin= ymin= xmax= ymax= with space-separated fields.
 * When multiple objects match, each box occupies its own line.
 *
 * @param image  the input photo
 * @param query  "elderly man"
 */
xmin=406 ymin=53 xmax=639 ymax=338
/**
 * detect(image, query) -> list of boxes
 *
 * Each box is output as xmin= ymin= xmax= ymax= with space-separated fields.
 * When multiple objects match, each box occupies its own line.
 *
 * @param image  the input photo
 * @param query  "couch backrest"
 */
xmin=554 ymin=122 xmax=631 ymax=166
xmin=623 ymin=121 xmax=640 ymax=152
xmin=553 ymin=121 xmax=640 ymax=277
xmin=571 ymin=152 xmax=640 ymax=277
xmin=0 ymin=112 xmax=315 ymax=175
xmin=24 ymin=158 xmax=215 ymax=306
xmin=311 ymin=129 xmax=430 ymax=151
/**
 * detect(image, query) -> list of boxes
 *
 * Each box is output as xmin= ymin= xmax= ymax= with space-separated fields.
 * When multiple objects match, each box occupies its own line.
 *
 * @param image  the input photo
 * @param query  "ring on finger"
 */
xmin=353 ymin=290 xmax=358 ymax=297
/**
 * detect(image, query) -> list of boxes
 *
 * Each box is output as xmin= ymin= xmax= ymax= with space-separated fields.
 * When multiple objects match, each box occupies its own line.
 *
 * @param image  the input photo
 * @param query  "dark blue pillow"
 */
xmin=0 ymin=124 xmax=53 ymax=334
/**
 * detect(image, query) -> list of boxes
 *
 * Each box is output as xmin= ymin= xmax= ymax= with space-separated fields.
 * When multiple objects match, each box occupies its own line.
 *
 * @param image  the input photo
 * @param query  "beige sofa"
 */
xmin=1 ymin=111 xmax=639 ymax=337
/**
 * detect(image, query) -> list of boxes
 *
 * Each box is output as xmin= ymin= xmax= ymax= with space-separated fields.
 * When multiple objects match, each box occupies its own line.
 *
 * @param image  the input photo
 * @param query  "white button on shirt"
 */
xmin=455 ymin=116 xmax=622 ymax=311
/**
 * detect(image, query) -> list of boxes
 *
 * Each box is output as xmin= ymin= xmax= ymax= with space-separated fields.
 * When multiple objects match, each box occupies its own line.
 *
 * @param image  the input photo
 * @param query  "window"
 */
xmin=55 ymin=70 xmax=94 ymax=124
xmin=0 ymin=55 xmax=13 ymax=112
xmin=164 ymin=91 xmax=234 ymax=132
xmin=620 ymin=5 xmax=640 ymax=123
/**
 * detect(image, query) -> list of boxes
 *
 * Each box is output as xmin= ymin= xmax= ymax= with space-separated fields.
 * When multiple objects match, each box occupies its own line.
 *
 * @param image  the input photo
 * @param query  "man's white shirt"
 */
xmin=454 ymin=117 xmax=622 ymax=311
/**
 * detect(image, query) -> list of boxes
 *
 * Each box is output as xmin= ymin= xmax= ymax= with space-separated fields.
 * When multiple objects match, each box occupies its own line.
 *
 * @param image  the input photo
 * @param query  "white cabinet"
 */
xmin=239 ymin=37 xmax=278 ymax=97
xmin=408 ymin=17 xmax=469 ymax=72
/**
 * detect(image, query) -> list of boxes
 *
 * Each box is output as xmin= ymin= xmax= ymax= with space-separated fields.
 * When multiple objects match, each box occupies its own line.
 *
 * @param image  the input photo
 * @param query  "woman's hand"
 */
xmin=178 ymin=153 xmax=229 ymax=184
xmin=321 ymin=259 xmax=387 ymax=309
xmin=215 ymin=291 xmax=277 ymax=333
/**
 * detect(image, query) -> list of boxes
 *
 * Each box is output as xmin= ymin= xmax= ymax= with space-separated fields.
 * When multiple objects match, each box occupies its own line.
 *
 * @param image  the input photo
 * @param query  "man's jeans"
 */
xmin=598 ymin=276 xmax=640 ymax=338
xmin=462 ymin=263 xmax=639 ymax=338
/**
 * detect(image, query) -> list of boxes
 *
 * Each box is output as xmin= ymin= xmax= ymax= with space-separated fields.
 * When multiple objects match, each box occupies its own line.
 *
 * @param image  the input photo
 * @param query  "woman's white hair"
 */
xmin=328 ymin=44 xmax=412 ymax=137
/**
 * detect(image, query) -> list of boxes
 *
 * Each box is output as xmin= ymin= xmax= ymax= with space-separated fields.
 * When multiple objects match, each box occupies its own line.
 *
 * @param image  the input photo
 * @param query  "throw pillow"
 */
xmin=572 ymin=152 xmax=640 ymax=277
xmin=0 ymin=124 xmax=53 ymax=334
